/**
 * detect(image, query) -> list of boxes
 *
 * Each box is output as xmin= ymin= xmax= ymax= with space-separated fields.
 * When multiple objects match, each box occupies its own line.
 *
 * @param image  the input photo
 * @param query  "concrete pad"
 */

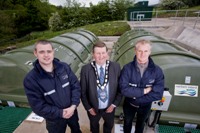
xmin=98 ymin=36 xmax=120 ymax=43
xmin=177 ymin=28 xmax=200 ymax=47
xmin=138 ymin=23 xmax=200 ymax=56
xmin=156 ymin=25 xmax=185 ymax=39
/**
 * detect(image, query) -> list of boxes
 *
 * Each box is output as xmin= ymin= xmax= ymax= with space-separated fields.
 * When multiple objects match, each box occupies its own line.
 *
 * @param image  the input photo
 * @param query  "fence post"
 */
xmin=194 ymin=11 xmax=200 ymax=29
xmin=182 ymin=10 xmax=188 ymax=26
xmin=154 ymin=10 xmax=158 ymax=26
xmin=174 ymin=10 xmax=178 ymax=25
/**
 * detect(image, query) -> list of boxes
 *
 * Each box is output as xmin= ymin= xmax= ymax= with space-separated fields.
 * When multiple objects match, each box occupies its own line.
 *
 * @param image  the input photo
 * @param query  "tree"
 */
xmin=49 ymin=12 xmax=63 ymax=31
xmin=0 ymin=0 xmax=14 ymax=10
xmin=14 ymin=0 xmax=52 ymax=37
xmin=60 ymin=0 xmax=93 ymax=29
xmin=0 ymin=11 xmax=17 ymax=42
xmin=0 ymin=0 xmax=57 ymax=42
xmin=65 ymin=0 xmax=81 ymax=7
xmin=90 ymin=0 xmax=112 ymax=23
xmin=110 ymin=0 xmax=134 ymax=20
xmin=160 ymin=0 xmax=186 ymax=10
xmin=182 ymin=0 xmax=200 ymax=7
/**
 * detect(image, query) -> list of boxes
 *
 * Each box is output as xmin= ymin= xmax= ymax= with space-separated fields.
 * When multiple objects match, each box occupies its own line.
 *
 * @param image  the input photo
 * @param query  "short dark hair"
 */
xmin=34 ymin=40 xmax=53 ymax=51
xmin=92 ymin=40 xmax=108 ymax=53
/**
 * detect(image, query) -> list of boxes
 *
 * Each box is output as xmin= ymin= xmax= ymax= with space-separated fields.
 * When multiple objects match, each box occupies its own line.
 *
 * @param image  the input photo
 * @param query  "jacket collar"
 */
xmin=132 ymin=55 xmax=155 ymax=69
xmin=33 ymin=58 xmax=63 ymax=76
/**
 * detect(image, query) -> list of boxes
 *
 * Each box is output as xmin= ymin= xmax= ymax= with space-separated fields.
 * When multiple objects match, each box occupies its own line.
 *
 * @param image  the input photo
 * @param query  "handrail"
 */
xmin=128 ymin=9 xmax=200 ymax=29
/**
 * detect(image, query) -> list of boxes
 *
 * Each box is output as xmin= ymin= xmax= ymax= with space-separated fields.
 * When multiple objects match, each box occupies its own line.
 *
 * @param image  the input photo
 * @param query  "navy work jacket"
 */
xmin=24 ymin=58 xmax=81 ymax=120
xmin=119 ymin=56 xmax=164 ymax=107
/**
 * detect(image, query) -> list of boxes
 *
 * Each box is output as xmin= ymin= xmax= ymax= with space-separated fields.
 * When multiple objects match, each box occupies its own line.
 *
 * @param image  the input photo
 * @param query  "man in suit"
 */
xmin=80 ymin=41 xmax=122 ymax=133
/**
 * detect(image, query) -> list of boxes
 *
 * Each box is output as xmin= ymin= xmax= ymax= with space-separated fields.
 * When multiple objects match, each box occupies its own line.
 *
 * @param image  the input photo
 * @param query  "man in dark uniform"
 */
xmin=24 ymin=40 xmax=82 ymax=133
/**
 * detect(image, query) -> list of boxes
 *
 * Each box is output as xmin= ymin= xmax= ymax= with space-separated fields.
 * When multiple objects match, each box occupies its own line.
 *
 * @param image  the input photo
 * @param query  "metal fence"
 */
xmin=128 ymin=9 xmax=200 ymax=29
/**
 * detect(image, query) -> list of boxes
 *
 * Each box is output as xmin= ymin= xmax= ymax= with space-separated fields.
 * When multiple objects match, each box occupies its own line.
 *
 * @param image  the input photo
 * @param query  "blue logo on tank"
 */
xmin=178 ymin=89 xmax=196 ymax=96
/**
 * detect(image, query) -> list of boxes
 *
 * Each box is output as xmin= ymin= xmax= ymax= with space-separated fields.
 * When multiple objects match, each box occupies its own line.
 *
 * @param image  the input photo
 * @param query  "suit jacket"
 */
xmin=80 ymin=61 xmax=122 ymax=112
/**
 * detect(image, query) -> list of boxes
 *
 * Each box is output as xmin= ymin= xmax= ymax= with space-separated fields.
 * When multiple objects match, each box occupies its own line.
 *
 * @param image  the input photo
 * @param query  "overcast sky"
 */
xmin=49 ymin=0 xmax=160 ymax=7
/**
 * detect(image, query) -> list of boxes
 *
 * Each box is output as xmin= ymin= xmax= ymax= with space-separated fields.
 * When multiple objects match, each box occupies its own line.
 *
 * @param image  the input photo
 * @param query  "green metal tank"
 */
xmin=114 ymin=29 xmax=200 ymax=127
xmin=0 ymin=29 xmax=97 ymax=107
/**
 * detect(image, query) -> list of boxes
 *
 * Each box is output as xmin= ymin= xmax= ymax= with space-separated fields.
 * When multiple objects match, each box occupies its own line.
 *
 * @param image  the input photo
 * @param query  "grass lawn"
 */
xmin=0 ymin=21 xmax=130 ymax=51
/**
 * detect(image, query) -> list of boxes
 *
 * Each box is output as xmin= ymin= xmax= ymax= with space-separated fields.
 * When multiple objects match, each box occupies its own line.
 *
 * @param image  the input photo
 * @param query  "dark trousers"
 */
xmin=87 ymin=109 xmax=115 ymax=133
xmin=46 ymin=110 xmax=82 ymax=133
xmin=123 ymin=101 xmax=151 ymax=133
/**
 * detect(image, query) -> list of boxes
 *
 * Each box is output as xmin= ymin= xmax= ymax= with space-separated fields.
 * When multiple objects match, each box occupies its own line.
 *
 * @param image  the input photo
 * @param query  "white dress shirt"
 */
xmin=96 ymin=64 xmax=109 ymax=109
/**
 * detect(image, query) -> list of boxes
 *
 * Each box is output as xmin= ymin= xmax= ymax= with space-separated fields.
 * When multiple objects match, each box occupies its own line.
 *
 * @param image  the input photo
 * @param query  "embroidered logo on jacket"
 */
xmin=62 ymin=74 xmax=68 ymax=80
xmin=149 ymin=79 xmax=155 ymax=84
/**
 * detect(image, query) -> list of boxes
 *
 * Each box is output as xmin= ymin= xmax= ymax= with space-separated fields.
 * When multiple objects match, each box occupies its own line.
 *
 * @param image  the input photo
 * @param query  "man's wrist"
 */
xmin=71 ymin=105 xmax=76 ymax=110
xmin=144 ymin=89 xmax=147 ymax=94
xmin=111 ymin=104 xmax=116 ymax=108
xmin=88 ymin=108 xmax=93 ymax=112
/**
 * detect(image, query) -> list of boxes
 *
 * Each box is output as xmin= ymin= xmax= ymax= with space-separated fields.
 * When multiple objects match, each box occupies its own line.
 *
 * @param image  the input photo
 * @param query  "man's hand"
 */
xmin=106 ymin=104 xmax=115 ymax=113
xmin=89 ymin=108 xmax=96 ymax=116
xmin=144 ymin=87 xmax=152 ymax=94
xmin=62 ymin=105 xmax=76 ymax=119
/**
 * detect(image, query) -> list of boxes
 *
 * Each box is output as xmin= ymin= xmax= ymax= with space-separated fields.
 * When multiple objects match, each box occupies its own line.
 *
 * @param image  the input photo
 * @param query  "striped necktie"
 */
xmin=98 ymin=66 xmax=108 ymax=103
xmin=99 ymin=66 xmax=104 ymax=85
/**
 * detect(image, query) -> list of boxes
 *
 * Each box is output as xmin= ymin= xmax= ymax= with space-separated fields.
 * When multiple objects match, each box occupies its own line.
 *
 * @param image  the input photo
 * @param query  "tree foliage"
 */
xmin=182 ymin=0 xmax=200 ymax=7
xmin=90 ymin=0 xmax=112 ymax=23
xmin=60 ymin=0 xmax=133 ymax=29
xmin=0 ymin=0 xmax=134 ymax=43
xmin=0 ymin=0 xmax=54 ymax=38
xmin=0 ymin=11 xmax=17 ymax=41
xmin=49 ymin=12 xmax=63 ymax=31
xmin=160 ymin=0 xmax=186 ymax=10
xmin=160 ymin=0 xmax=200 ymax=9
xmin=110 ymin=0 xmax=134 ymax=20
xmin=61 ymin=6 xmax=90 ymax=29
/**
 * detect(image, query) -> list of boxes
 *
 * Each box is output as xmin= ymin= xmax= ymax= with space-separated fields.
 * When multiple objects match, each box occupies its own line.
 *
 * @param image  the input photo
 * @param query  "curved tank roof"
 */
xmin=114 ymin=29 xmax=200 ymax=126
xmin=0 ymin=29 xmax=98 ymax=106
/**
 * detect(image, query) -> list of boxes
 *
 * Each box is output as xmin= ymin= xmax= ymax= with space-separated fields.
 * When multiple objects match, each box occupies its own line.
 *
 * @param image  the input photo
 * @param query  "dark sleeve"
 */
xmin=119 ymin=64 xmax=144 ymax=98
xmin=23 ymin=76 xmax=62 ymax=119
xmin=80 ymin=65 xmax=92 ymax=111
xmin=112 ymin=63 xmax=123 ymax=107
xmin=137 ymin=66 xmax=165 ymax=104
xmin=67 ymin=65 xmax=81 ymax=106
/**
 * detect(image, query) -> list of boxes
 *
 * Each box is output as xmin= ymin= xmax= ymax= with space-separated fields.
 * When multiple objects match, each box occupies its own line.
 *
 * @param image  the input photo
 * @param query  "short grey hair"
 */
xmin=135 ymin=39 xmax=152 ymax=50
